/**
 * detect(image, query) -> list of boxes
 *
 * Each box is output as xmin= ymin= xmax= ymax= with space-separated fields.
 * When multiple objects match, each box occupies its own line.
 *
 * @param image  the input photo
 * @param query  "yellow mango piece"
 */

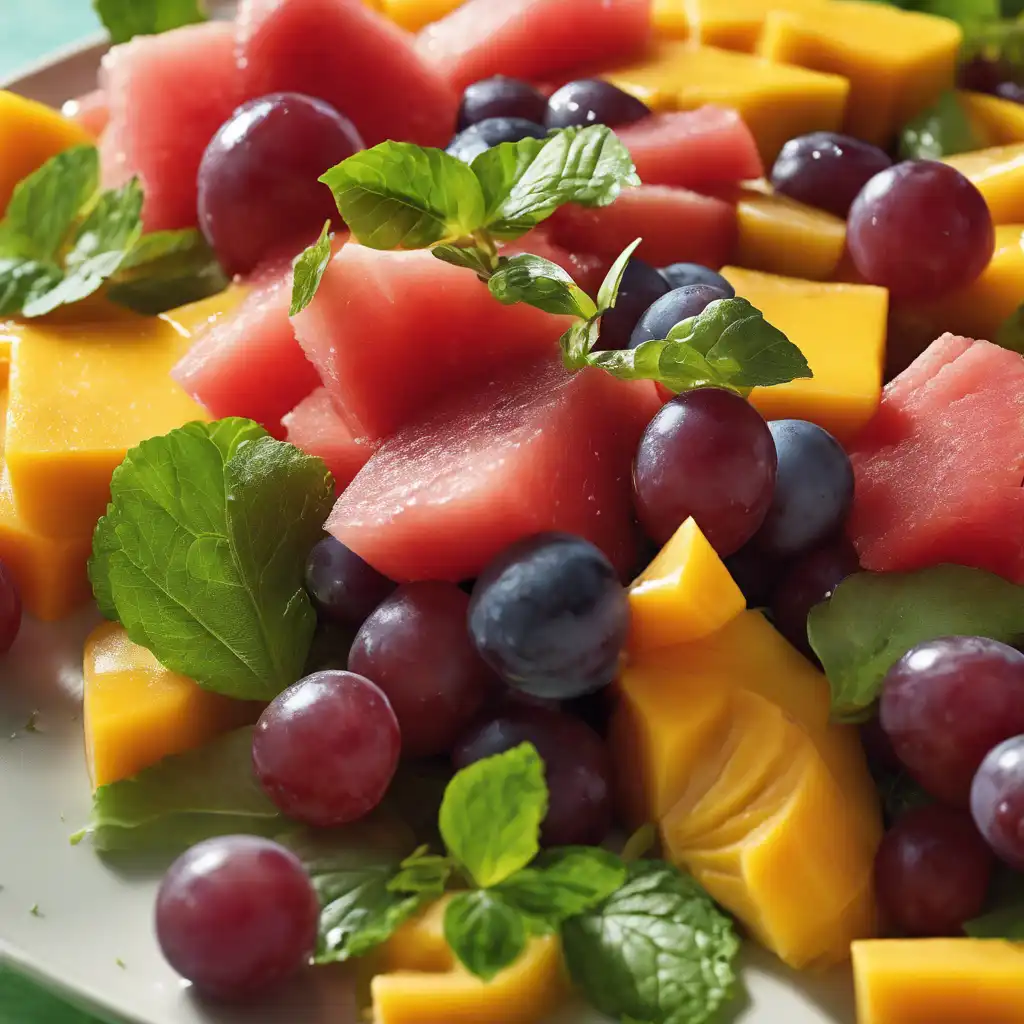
xmin=735 ymin=180 xmax=847 ymax=281
xmin=83 ymin=621 xmax=261 ymax=788
xmin=603 ymin=41 xmax=849 ymax=162
xmin=960 ymin=89 xmax=1024 ymax=145
xmin=0 ymin=91 xmax=92 ymax=215
xmin=5 ymin=315 xmax=207 ymax=538
xmin=654 ymin=0 xmax=830 ymax=50
xmin=759 ymin=2 xmax=961 ymax=146
xmin=721 ymin=266 xmax=887 ymax=443
xmin=627 ymin=517 xmax=745 ymax=656
xmin=371 ymin=897 xmax=568 ymax=1024
xmin=945 ymin=142 xmax=1024 ymax=225
xmin=160 ymin=282 xmax=246 ymax=338
xmin=380 ymin=0 xmax=465 ymax=29
xmin=852 ymin=939 xmax=1024 ymax=1023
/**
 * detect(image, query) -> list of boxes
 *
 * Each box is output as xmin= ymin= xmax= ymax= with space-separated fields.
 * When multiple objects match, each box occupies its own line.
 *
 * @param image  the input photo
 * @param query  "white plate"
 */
xmin=0 ymin=32 xmax=858 ymax=1024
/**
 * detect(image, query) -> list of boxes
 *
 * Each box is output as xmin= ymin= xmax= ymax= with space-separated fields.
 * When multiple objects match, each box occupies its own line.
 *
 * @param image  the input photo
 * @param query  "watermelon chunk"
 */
xmin=291 ymin=235 xmax=578 ymax=440
xmin=63 ymin=90 xmax=110 ymax=138
xmin=100 ymin=22 xmax=244 ymax=230
xmin=548 ymin=185 xmax=738 ymax=269
xmin=417 ymin=0 xmax=651 ymax=92
xmin=238 ymin=0 xmax=457 ymax=148
xmin=282 ymin=388 xmax=378 ymax=492
xmin=614 ymin=108 xmax=763 ymax=190
xmin=327 ymin=357 xmax=661 ymax=582
xmin=172 ymin=259 xmax=321 ymax=436
xmin=847 ymin=334 xmax=1024 ymax=583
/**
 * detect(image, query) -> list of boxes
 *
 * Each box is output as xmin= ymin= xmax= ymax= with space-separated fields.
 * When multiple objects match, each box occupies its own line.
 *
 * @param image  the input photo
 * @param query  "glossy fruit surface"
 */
xmin=545 ymin=79 xmax=650 ymax=129
xmin=457 ymin=76 xmax=547 ymax=130
xmin=596 ymin=257 xmax=670 ymax=351
xmin=971 ymin=735 xmax=1024 ymax=869
xmin=629 ymin=284 xmax=728 ymax=348
xmin=304 ymin=535 xmax=396 ymax=627
xmin=446 ymin=117 xmax=546 ymax=162
xmin=659 ymin=263 xmax=735 ymax=296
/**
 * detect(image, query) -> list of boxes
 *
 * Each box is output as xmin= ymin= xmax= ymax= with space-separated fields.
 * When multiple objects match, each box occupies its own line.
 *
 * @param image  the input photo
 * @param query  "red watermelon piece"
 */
xmin=100 ymin=22 xmax=244 ymax=230
xmin=547 ymin=185 xmax=738 ymax=269
xmin=237 ymin=0 xmax=457 ymax=148
xmin=172 ymin=259 xmax=320 ymax=437
xmin=282 ymin=388 xmax=378 ymax=492
xmin=327 ymin=357 xmax=661 ymax=582
xmin=847 ymin=334 xmax=1024 ymax=583
xmin=615 ymin=108 xmax=763 ymax=190
xmin=417 ymin=0 xmax=651 ymax=92
xmin=291 ymin=234 xmax=579 ymax=440
xmin=63 ymin=90 xmax=110 ymax=138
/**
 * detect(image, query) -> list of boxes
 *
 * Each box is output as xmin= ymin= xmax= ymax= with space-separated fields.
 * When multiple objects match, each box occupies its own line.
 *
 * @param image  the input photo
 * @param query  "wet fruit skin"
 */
xmin=446 ymin=117 xmax=546 ymax=162
xmin=971 ymin=735 xmax=1024 ymax=870
xmin=304 ymin=535 xmax=396 ymax=628
xmin=544 ymin=79 xmax=650 ymax=130
xmin=457 ymin=76 xmax=548 ymax=131
xmin=596 ymin=257 xmax=670 ymax=351
xmin=629 ymin=285 xmax=728 ymax=349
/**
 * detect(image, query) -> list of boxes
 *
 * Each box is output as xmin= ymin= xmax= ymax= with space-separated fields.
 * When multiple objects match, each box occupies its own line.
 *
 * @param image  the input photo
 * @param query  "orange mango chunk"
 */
xmin=83 ymin=621 xmax=261 ymax=788
xmin=960 ymin=89 xmax=1024 ymax=145
xmin=371 ymin=897 xmax=568 ymax=1024
xmin=852 ymin=939 xmax=1024 ymax=1023
xmin=945 ymin=142 xmax=1024 ymax=225
xmin=628 ymin=517 xmax=745 ymax=656
xmin=379 ymin=0 xmax=466 ymax=29
xmin=654 ymin=0 xmax=829 ymax=50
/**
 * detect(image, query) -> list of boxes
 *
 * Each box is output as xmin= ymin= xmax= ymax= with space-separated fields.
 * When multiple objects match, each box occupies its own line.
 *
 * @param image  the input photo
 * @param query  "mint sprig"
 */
xmin=290 ymin=220 xmax=333 ymax=316
xmin=996 ymin=301 xmax=1024 ymax=354
xmin=93 ymin=0 xmax=208 ymax=45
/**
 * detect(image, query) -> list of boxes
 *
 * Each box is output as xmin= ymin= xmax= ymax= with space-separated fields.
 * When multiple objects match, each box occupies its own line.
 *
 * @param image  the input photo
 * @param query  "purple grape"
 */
xmin=629 ymin=285 xmax=729 ymax=348
xmin=304 ymin=535 xmax=396 ymax=627
xmin=545 ymin=79 xmax=650 ymax=129
xmin=971 ymin=735 xmax=1024 ymax=870
xmin=457 ymin=77 xmax=548 ymax=130
xmin=659 ymin=263 xmax=735 ymax=296
xmin=595 ymin=257 xmax=670 ymax=351
xmin=446 ymin=117 xmax=547 ymax=163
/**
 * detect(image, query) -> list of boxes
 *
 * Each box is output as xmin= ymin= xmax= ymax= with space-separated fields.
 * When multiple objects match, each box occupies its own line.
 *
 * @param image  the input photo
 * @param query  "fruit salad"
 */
xmin=2 ymin=0 xmax=1024 ymax=1022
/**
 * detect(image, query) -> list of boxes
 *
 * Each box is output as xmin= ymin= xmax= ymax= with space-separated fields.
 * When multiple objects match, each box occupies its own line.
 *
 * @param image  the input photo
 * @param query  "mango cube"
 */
xmin=945 ymin=142 xmax=1024 ymax=225
xmin=960 ymin=89 xmax=1024 ymax=145
xmin=852 ymin=939 xmax=1024 ymax=1023
xmin=628 ymin=517 xmax=745 ymax=656
xmin=759 ymin=1 xmax=962 ymax=146
xmin=83 ymin=622 xmax=261 ymax=788
xmin=721 ymin=266 xmax=887 ymax=443
xmin=654 ymin=0 xmax=829 ymax=50
xmin=380 ymin=0 xmax=465 ymax=29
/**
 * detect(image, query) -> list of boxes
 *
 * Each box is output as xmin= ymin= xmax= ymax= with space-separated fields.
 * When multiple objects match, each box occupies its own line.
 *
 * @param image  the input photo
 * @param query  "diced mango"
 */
xmin=602 ymin=42 xmax=849 ymax=162
xmin=5 ymin=315 xmax=207 ymax=538
xmin=654 ymin=0 xmax=830 ymax=50
xmin=0 ymin=91 xmax=92 ymax=215
xmin=371 ymin=897 xmax=568 ymax=1024
xmin=83 ymin=621 xmax=261 ymax=788
xmin=380 ymin=0 xmax=466 ymax=29
xmin=852 ymin=939 xmax=1024 ymax=1023
xmin=721 ymin=266 xmax=887 ymax=443
xmin=159 ymin=282 xmax=247 ymax=338
xmin=960 ymin=89 xmax=1024 ymax=145
xmin=945 ymin=142 xmax=1024 ymax=225
xmin=759 ymin=2 xmax=961 ymax=147
xmin=735 ymin=180 xmax=847 ymax=281
xmin=628 ymin=517 xmax=745 ymax=656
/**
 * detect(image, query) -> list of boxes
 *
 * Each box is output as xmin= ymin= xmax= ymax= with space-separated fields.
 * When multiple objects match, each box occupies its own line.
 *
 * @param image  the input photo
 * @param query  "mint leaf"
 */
xmin=438 ymin=742 xmax=547 ymax=888
xmin=590 ymin=336 xmax=727 ymax=392
xmin=470 ymin=136 xmax=548 ymax=235
xmin=93 ymin=0 xmax=208 ymax=44
xmin=443 ymin=890 xmax=527 ymax=981
xmin=388 ymin=846 xmax=453 ymax=896
xmin=488 ymin=254 xmax=597 ymax=318
xmin=0 ymin=967 xmax=109 ymax=1024
xmin=995 ymin=301 xmax=1024 ymax=355
xmin=597 ymin=238 xmax=643 ymax=313
xmin=562 ymin=860 xmax=740 ymax=1024
xmin=899 ymin=92 xmax=986 ymax=160
xmin=808 ymin=566 xmax=1024 ymax=721
xmin=0 ymin=259 xmax=63 ymax=317
xmin=91 ymin=419 xmax=335 ymax=701
xmin=965 ymin=903 xmax=1024 ymax=939
xmin=560 ymin=317 xmax=602 ymax=369
xmin=320 ymin=142 xmax=485 ymax=250
xmin=493 ymin=847 xmax=626 ymax=929
xmin=431 ymin=242 xmax=497 ymax=277
xmin=290 ymin=220 xmax=333 ymax=316
xmin=83 ymin=728 xmax=281 ymax=852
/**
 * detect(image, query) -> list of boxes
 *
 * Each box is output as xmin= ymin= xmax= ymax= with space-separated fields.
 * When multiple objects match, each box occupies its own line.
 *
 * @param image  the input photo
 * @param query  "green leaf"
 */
xmin=561 ymin=860 xmax=740 ymax=1024
xmin=320 ymin=142 xmax=485 ymax=250
xmin=0 ymin=259 xmax=64 ymax=317
xmin=470 ymin=136 xmax=549 ymax=235
xmin=995 ymin=300 xmax=1024 ymax=355
xmin=0 ymin=967 xmax=111 ymax=1024
xmin=487 ymin=254 xmax=597 ymax=318
xmin=90 ymin=419 xmax=335 ymax=700
xmin=493 ymin=847 xmax=626 ymax=929
xmin=431 ymin=243 xmax=497 ymax=277
xmin=591 ymin=336 xmax=727 ymax=393
xmin=964 ymin=903 xmax=1024 ymax=938
xmin=0 ymin=145 xmax=99 ymax=262
xmin=93 ymin=0 xmax=208 ymax=44
xmin=388 ymin=846 xmax=453 ymax=897
xmin=597 ymin=237 xmax=643 ymax=313
xmin=290 ymin=221 xmax=333 ymax=316
xmin=84 ymin=728 xmax=282 ymax=852
xmin=560 ymin=317 xmax=602 ymax=369
xmin=899 ymin=91 xmax=987 ymax=160
xmin=438 ymin=742 xmax=548 ymax=888
xmin=443 ymin=890 xmax=527 ymax=981
xmin=808 ymin=566 xmax=1024 ymax=721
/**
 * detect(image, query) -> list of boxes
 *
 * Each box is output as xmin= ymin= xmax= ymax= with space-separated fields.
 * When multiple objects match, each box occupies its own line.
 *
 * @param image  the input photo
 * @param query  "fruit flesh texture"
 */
xmin=945 ymin=142 xmax=1024 ymax=225
xmin=327 ymin=358 xmax=659 ymax=583
xmin=721 ymin=267 xmax=887 ymax=444
xmin=846 ymin=334 xmax=1024 ymax=583
xmin=83 ymin=622 xmax=261 ymax=788
xmin=653 ymin=0 xmax=829 ymax=51
xmin=852 ymin=939 xmax=1024 ymax=1023
xmin=371 ymin=896 xmax=568 ymax=1024
xmin=758 ymin=1 xmax=962 ymax=147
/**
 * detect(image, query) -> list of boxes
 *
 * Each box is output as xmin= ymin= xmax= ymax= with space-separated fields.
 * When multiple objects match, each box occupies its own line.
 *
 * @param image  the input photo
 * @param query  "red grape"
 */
xmin=633 ymin=388 xmax=777 ymax=555
xmin=860 ymin=716 xmax=902 ymax=776
xmin=971 ymin=735 xmax=1024 ymax=870
xmin=874 ymin=804 xmax=993 ymax=937
xmin=253 ymin=670 xmax=400 ymax=826
xmin=348 ymin=582 xmax=493 ymax=758
xmin=155 ymin=836 xmax=318 ymax=999
xmin=0 ymin=560 xmax=22 ymax=654
xmin=545 ymin=79 xmax=650 ymax=129
xmin=880 ymin=637 xmax=1024 ymax=806
xmin=304 ymin=535 xmax=396 ymax=627
xmin=847 ymin=161 xmax=994 ymax=302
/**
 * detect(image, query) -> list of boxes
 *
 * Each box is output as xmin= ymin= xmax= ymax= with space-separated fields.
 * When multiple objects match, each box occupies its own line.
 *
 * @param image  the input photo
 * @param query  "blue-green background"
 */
xmin=1 ymin=2 xmax=102 ymax=79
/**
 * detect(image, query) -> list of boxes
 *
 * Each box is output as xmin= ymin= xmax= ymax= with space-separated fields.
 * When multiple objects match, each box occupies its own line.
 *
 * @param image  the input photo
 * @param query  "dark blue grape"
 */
xmin=629 ymin=284 xmax=728 ymax=349
xmin=305 ymin=535 xmax=396 ymax=627
xmin=751 ymin=420 xmax=855 ymax=559
xmin=545 ymin=79 xmax=650 ymax=130
xmin=659 ymin=263 xmax=735 ymax=296
xmin=457 ymin=77 xmax=548 ymax=131
xmin=468 ymin=532 xmax=629 ymax=700
xmin=596 ymin=258 xmax=670 ymax=351
xmin=446 ymin=117 xmax=547 ymax=163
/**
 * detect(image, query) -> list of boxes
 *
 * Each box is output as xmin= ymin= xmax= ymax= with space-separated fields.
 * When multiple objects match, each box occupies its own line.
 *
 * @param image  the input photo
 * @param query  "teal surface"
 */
xmin=0 ymin=2 xmax=102 ymax=80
